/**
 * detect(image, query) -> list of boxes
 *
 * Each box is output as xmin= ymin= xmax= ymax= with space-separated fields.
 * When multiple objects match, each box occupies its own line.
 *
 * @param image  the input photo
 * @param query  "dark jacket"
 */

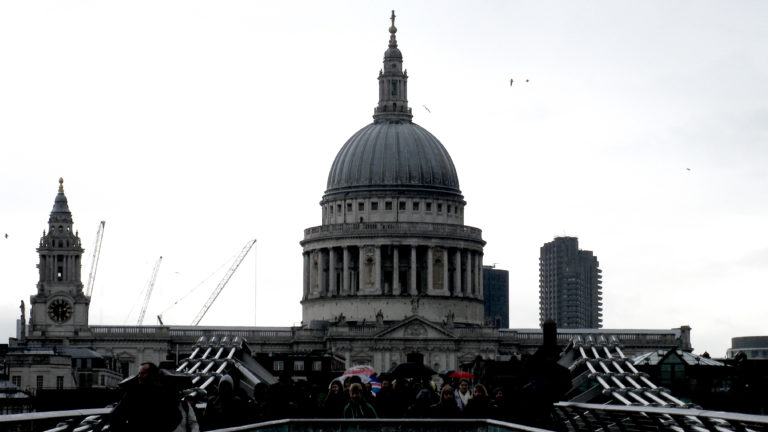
xmin=111 ymin=377 xmax=181 ymax=432
xmin=429 ymin=398 xmax=461 ymax=418
xmin=343 ymin=400 xmax=378 ymax=419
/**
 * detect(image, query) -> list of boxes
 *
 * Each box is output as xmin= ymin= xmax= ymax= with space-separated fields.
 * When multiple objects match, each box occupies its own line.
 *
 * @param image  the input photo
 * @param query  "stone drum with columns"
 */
xmin=301 ymin=11 xmax=486 ymax=327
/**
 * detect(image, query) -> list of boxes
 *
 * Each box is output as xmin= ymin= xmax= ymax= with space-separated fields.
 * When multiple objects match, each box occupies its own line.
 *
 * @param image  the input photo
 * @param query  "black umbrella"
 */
xmin=387 ymin=362 xmax=437 ymax=379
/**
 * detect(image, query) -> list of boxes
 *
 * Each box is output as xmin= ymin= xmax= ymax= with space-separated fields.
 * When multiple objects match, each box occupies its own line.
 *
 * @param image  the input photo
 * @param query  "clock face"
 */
xmin=48 ymin=299 xmax=73 ymax=323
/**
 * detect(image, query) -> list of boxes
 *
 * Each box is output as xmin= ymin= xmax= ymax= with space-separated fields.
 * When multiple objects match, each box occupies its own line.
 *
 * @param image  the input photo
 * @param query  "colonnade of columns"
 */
xmin=303 ymin=244 xmax=483 ymax=301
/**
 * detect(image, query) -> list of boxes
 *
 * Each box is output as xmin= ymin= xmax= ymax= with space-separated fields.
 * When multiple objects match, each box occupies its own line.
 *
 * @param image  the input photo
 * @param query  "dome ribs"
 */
xmin=324 ymin=122 xmax=463 ymax=199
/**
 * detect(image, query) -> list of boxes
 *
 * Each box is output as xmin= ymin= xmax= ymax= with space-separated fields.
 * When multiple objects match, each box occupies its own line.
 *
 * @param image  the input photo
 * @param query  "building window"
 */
xmin=312 ymin=361 xmax=322 ymax=371
xmin=413 ymin=202 xmax=419 ymax=211
xmin=36 ymin=376 xmax=43 ymax=390
xmin=426 ymin=202 xmax=432 ymax=212
xmin=11 ymin=376 xmax=21 ymax=387
xmin=273 ymin=360 xmax=284 ymax=371
xmin=437 ymin=203 xmax=443 ymax=213
xmin=358 ymin=202 xmax=364 ymax=211
xmin=391 ymin=80 xmax=398 ymax=96
xmin=385 ymin=201 xmax=392 ymax=210
xmin=447 ymin=205 xmax=451 ymax=213
xmin=56 ymin=376 xmax=64 ymax=389
xmin=346 ymin=203 xmax=352 ymax=212
xmin=399 ymin=202 xmax=406 ymax=211
xmin=371 ymin=201 xmax=378 ymax=211
xmin=337 ymin=204 xmax=341 ymax=213
xmin=329 ymin=206 xmax=333 ymax=214
xmin=294 ymin=361 xmax=304 ymax=371
xmin=100 ymin=376 xmax=105 ymax=386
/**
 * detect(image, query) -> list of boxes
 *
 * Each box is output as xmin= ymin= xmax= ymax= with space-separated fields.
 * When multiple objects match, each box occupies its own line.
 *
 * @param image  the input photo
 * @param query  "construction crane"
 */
xmin=191 ymin=239 xmax=256 ymax=326
xmin=84 ymin=221 xmax=106 ymax=297
xmin=137 ymin=256 xmax=163 ymax=325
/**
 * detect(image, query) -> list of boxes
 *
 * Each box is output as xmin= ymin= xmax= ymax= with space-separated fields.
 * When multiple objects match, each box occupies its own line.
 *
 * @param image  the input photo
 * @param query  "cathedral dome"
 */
xmin=324 ymin=121 xmax=461 ymax=198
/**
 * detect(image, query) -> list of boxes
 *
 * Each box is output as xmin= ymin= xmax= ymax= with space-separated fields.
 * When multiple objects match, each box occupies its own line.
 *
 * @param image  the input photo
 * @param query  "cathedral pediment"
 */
xmin=373 ymin=316 xmax=456 ymax=340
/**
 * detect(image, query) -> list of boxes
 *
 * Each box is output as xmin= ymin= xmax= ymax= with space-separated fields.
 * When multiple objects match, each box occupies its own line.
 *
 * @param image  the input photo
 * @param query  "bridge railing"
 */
xmin=0 ymin=411 xmax=553 ymax=432
xmin=0 ymin=407 xmax=111 ymax=432
xmin=554 ymin=401 xmax=768 ymax=432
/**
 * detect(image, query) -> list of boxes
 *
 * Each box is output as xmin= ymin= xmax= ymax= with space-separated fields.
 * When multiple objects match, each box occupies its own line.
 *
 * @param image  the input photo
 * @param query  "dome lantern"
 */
xmin=373 ymin=10 xmax=412 ymax=123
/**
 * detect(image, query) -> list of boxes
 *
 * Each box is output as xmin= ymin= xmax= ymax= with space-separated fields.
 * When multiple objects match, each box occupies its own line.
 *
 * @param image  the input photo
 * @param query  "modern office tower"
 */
xmin=482 ymin=266 xmax=509 ymax=328
xmin=539 ymin=237 xmax=602 ymax=328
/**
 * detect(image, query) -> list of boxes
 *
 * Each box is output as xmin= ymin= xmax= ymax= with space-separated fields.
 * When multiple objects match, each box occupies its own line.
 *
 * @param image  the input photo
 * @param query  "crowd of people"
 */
xmin=110 ymin=363 xmax=566 ymax=432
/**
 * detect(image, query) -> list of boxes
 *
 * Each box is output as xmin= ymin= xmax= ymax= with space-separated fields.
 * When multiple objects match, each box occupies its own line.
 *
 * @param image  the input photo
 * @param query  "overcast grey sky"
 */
xmin=1 ymin=1 xmax=767 ymax=357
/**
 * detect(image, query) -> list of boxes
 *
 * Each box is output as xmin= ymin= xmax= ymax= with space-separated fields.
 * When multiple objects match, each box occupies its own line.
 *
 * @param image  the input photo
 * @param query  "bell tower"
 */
xmin=28 ymin=178 xmax=91 ymax=340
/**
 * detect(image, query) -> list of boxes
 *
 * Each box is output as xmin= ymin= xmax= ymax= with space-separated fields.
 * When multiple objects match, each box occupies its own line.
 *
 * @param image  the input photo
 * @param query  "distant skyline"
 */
xmin=2 ymin=1 xmax=767 ymax=357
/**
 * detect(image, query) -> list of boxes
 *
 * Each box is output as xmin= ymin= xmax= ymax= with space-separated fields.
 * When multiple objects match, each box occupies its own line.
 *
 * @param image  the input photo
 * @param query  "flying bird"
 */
xmin=423 ymin=105 xmax=431 ymax=113
xmin=686 ymin=168 xmax=691 ymax=171
xmin=4 ymin=234 xmax=7 ymax=239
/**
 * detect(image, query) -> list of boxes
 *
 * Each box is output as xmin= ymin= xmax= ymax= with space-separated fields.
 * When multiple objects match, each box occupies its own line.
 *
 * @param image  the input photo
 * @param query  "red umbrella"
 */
xmin=448 ymin=371 xmax=474 ymax=380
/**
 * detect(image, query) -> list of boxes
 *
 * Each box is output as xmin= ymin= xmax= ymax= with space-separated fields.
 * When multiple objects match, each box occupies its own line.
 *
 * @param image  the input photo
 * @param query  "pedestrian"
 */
xmin=454 ymin=379 xmax=472 ymax=411
xmin=374 ymin=376 xmax=399 ymax=418
xmin=266 ymin=372 xmax=299 ymax=419
xmin=463 ymin=384 xmax=496 ymax=418
xmin=405 ymin=388 xmax=434 ymax=418
xmin=343 ymin=383 xmax=378 ymax=418
xmin=201 ymin=375 xmax=250 ymax=430
xmin=111 ymin=362 xmax=182 ymax=432
xmin=322 ymin=380 xmax=347 ymax=418
xmin=429 ymin=385 xmax=460 ymax=418
xmin=251 ymin=382 xmax=269 ymax=423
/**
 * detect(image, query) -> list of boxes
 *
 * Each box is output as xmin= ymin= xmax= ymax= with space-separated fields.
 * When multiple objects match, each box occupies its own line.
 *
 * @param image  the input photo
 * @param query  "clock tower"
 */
xmin=28 ymin=178 xmax=91 ymax=341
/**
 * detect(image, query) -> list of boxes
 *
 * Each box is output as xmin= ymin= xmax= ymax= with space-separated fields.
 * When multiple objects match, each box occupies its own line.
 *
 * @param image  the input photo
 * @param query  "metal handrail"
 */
xmin=554 ymin=401 xmax=768 ymax=432
xmin=0 ymin=411 xmax=551 ymax=432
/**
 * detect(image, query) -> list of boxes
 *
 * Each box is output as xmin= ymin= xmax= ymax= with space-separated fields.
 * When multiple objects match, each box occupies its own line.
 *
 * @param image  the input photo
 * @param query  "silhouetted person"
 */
xmin=267 ymin=372 xmax=299 ymax=419
xmin=463 ymin=384 xmax=496 ymax=418
xmin=491 ymin=387 xmax=509 ymax=421
xmin=375 ymin=377 xmax=399 ymax=418
xmin=251 ymin=382 xmax=269 ymax=423
xmin=405 ymin=388 xmax=434 ymax=418
xmin=514 ymin=319 xmax=571 ymax=429
xmin=430 ymin=385 xmax=460 ymax=418
xmin=322 ymin=380 xmax=347 ymax=418
xmin=111 ymin=362 xmax=181 ymax=432
xmin=202 ymin=375 xmax=249 ymax=430
xmin=343 ymin=383 xmax=377 ymax=418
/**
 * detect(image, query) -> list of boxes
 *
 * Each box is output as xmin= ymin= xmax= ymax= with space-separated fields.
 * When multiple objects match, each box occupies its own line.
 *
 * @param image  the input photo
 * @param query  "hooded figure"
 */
xmin=202 ymin=375 xmax=249 ymax=430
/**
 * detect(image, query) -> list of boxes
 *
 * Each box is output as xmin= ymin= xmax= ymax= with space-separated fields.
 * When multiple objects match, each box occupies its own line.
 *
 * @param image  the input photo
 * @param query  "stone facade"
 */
xmin=10 ymin=15 xmax=693 ymax=382
xmin=301 ymin=12 xmax=485 ymax=327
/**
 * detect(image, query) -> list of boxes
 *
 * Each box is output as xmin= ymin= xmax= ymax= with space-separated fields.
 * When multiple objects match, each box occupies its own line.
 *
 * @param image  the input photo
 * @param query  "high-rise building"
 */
xmin=482 ymin=266 xmax=509 ymax=328
xmin=539 ymin=237 xmax=602 ymax=328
